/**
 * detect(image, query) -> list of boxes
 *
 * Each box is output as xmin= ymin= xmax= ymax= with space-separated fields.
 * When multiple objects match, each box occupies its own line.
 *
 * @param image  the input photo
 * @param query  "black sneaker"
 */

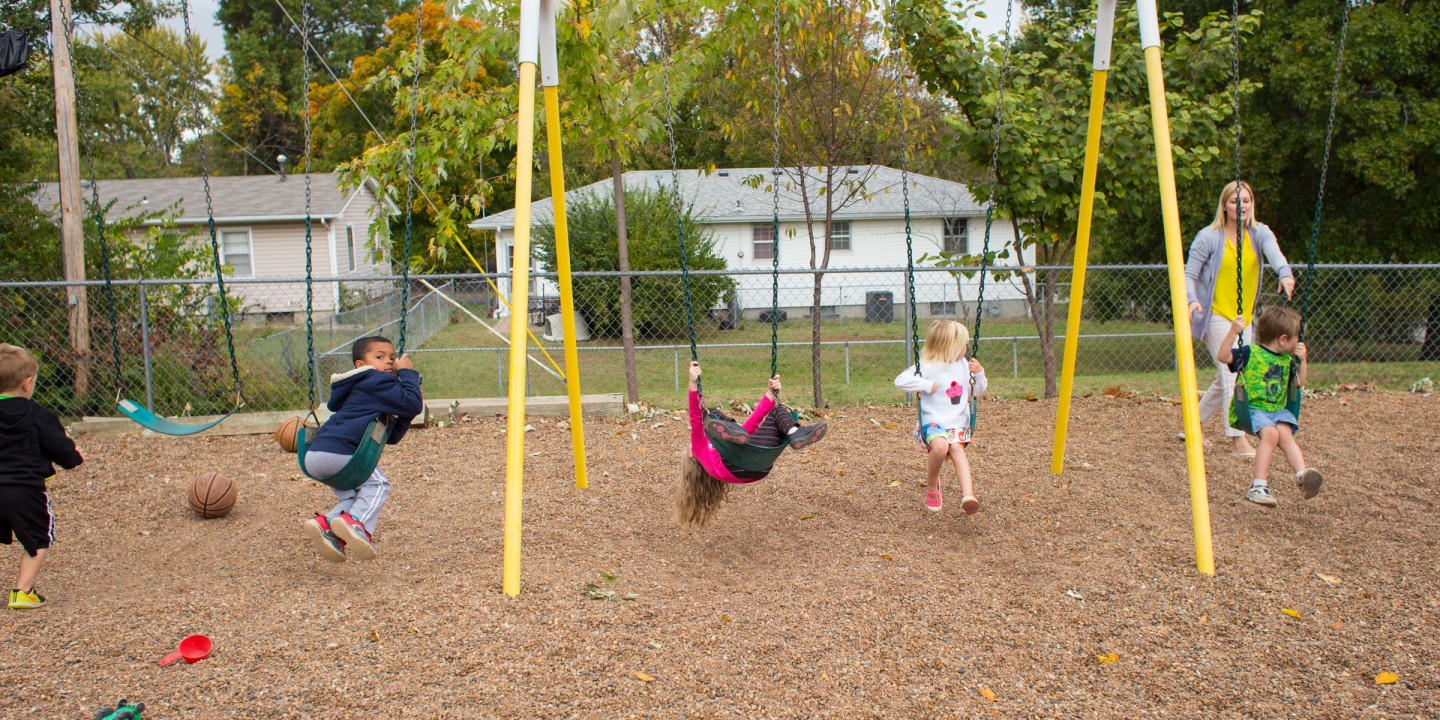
xmin=787 ymin=422 xmax=827 ymax=451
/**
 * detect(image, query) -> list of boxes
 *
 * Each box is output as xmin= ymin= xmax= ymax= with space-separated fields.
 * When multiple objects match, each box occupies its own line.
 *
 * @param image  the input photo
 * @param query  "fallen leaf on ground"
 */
xmin=979 ymin=687 xmax=996 ymax=702
xmin=370 ymin=629 xmax=381 ymax=642
xmin=1065 ymin=589 xmax=1084 ymax=601
xmin=799 ymin=514 xmax=814 ymax=520
xmin=1375 ymin=672 xmax=1398 ymax=685
xmin=888 ymin=480 xmax=900 ymax=487
xmin=1316 ymin=572 xmax=1342 ymax=585
xmin=880 ymin=554 xmax=892 ymax=560
xmin=634 ymin=672 xmax=655 ymax=682
xmin=1282 ymin=608 xmax=1302 ymax=618
xmin=882 ymin=423 xmax=897 ymax=429
xmin=1097 ymin=653 xmax=1119 ymax=664
xmin=721 ymin=614 xmax=732 ymax=622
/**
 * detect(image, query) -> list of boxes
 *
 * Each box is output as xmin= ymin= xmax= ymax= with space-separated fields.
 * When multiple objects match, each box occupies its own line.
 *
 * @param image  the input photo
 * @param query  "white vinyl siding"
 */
xmin=220 ymin=229 xmax=254 ymax=277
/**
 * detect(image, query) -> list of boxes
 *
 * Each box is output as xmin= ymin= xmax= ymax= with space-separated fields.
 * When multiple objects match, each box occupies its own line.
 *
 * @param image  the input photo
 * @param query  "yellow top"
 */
xmin=1211 ymin=230 xmax=1259 ymax=321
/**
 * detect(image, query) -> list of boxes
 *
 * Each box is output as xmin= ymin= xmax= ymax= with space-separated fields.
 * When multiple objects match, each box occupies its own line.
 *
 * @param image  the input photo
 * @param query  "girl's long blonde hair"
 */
xmin=1208 ymin=180 xmax=1258 ymax=231
xmin=920 ymin=319 xmax=970 ymax=364
xmin=676 ymin=453 xmax=731 ymax=528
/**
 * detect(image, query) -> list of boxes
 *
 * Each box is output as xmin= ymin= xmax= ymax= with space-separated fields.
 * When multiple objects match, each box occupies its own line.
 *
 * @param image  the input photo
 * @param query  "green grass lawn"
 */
xmin=403 ymin=310 xmax=1440 ymax=409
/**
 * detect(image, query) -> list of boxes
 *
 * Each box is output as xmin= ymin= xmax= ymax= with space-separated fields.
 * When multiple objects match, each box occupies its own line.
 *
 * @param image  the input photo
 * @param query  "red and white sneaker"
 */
xmin=329 ymin=512 xmax=377 ymax=560
xmin=301 ymin=514 xmax=347 ymax=563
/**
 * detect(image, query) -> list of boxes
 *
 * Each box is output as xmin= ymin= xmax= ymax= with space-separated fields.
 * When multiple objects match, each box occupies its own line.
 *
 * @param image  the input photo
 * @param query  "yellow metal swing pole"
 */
xmin=1138 ymin=0 xmax=1214 ymax=575
xmin=540 ymin=0 xmax=588 ymax=490
xmin=502 ymin=0 xmax=543 ymax=597
xmin=1052 ymin=0 xmax=1116 ymax=475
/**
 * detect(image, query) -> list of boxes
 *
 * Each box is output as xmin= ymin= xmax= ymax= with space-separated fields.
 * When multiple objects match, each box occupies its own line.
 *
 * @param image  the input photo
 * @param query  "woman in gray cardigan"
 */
xmin=1185 ymin=181 xmax=1295 ymax=456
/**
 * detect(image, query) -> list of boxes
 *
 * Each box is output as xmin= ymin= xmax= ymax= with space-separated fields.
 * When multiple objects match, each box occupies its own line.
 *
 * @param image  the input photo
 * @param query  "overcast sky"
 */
xmin=161 ymin=0 xmax=1023 ymax=64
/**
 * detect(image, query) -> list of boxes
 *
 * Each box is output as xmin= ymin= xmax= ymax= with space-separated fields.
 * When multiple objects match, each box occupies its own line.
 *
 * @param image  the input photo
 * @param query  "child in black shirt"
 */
xmin=0 ymin=344 xmax=84 ymax=609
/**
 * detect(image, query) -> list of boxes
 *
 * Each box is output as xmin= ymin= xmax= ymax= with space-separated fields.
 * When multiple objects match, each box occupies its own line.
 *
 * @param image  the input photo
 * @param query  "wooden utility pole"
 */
xmin=50 ymin=0 xmax=90 ymax=396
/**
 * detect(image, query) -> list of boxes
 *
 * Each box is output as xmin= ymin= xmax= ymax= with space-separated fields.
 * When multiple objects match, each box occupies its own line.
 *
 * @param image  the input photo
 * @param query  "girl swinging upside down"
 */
xmin=677 ymin=361 xmax=827 ymax=528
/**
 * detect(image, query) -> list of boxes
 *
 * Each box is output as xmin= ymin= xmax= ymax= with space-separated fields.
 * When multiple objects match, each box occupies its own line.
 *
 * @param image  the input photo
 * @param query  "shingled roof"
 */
xmin=33 ymin=173 xmax=393 ymax=225
xmin=470 ymin=165 xmax=985 ymax=231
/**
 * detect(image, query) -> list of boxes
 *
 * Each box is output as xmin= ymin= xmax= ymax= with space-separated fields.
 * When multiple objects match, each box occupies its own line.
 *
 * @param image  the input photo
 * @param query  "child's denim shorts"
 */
xmin=1249 ymin=407 xmax=1299 ymax=434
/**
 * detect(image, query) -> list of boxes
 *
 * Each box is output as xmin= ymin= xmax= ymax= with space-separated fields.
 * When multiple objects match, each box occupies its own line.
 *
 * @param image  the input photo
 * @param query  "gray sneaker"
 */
xmin=1296 ymin=468 xmax=1324 ymax=500
xmin=1245 ymin=485 xmax=1278 ymax=507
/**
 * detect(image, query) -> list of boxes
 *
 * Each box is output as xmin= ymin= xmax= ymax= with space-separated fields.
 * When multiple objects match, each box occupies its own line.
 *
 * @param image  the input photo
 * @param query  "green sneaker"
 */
xmin=8 ymin=588 xmax=46 ymax=609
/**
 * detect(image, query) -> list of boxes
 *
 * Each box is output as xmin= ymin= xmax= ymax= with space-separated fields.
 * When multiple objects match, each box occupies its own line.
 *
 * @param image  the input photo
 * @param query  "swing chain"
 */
xmin=655 ymin=4 xmax=699 ymax=392
xmin=398 ymin=0 xmax=423 ymax=355
xmin=1230 ymin=0 xmax=1245 ymax=322
xmin=302 ymin=0 xmax=317 ymax=411
xmin=57 ymin=0 xmax=125 ymax=399
xmin=972 ymin=0 xmax=1014 ymax=366
xmin=769 ymin=0 xmax=783 ymax=382
xmin=1299 ymin=0 xmax=1351 ymax=340
xmin=180 ymin=0 xmax=244 ymax=404
xmin=889 ymin=0 xmax=922 ymax=430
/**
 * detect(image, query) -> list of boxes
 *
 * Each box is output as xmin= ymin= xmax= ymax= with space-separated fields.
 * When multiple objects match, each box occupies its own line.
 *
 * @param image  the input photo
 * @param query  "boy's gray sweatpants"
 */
xmin=302 ymin=450 xmax=391 ymax=535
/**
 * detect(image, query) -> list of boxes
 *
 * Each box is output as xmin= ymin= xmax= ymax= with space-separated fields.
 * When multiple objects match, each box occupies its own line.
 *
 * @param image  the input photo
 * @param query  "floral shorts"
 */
xmin=913 ymin=423 xmax=972 ymax=450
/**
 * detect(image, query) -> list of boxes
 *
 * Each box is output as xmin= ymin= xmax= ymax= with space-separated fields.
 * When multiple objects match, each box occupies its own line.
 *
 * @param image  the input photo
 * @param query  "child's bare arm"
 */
xmin=1215 ymin=315 xmax=1247 ymax=365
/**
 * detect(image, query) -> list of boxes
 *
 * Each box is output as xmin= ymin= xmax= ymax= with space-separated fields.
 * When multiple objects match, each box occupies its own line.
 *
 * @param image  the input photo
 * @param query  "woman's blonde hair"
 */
xmin=1208 ymin=180 xmax=1258 ymax=231
xmin=676 ymin=453 xmax=731 ymax=528
xmin=920 ymin=319 xmax=970 ymax=364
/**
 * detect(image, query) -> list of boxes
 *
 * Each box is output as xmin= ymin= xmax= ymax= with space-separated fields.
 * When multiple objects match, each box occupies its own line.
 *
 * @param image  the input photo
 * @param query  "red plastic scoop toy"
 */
xmin=159 ymin=634 xmax=212 ymax=667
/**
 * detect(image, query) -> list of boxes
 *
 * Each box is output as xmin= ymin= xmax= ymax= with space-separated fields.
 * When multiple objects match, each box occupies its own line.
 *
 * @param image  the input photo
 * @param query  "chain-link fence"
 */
xmin=3 ymin=265 xmax=1437 ymax=416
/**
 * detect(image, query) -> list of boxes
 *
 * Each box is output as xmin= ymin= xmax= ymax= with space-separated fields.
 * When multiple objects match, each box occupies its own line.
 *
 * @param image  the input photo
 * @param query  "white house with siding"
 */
xmin=36 ymin=173 xmax=397 ymax=316
xmin=471 ymin=165 xmax=1029 ymax=321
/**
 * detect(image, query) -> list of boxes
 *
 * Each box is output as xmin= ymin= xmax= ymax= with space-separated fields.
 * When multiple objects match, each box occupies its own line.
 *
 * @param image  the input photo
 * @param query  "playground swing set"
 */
xmin=57 ymin=0 xmax=1356 ymax=593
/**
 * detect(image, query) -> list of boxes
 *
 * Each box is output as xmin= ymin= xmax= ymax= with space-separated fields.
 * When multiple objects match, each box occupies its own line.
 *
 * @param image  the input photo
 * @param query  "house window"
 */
xmin=752 ymin=224 xmax=775 ymax=260
xmin=830 ymin=221 xmax=851 ymax=251
xmin=220 ymin=229 xmax=253 ymax=277
xmin=943 ymin=217 xmax=968 ymax=254
xmin=345 ymin=224 xmax=357 ymax=271
xmin=930 ymin=301 xmax=958 ymax=316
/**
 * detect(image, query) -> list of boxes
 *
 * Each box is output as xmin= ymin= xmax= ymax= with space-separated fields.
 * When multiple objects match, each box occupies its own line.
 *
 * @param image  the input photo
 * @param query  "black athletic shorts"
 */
xmin=0 ymin=485 xmax=53 ymax=556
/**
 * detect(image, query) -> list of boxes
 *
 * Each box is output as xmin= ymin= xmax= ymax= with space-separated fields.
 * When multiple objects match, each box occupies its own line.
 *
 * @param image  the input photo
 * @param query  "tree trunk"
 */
xmin=1422 ymin=295 xmax=1440 ymax=361
xmin=1040 ymin=267 xmax=1059 ymax=397
xmin=610 ymin=148 xmax=640 ymax=403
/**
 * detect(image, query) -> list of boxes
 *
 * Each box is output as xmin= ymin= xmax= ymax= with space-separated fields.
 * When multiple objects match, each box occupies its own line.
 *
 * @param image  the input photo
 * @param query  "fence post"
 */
xmin=845 ymin=341 xmax=851 ymax=384
xmin=139 ymin=282 xmax=154 ymax=409
xmin=497 ymin=348 xmax=504 ymax=395
xmin=674 ymin=348 xmax=680 ymax=391
xmin=1012 ymin=337 xmax=1019 ymax=379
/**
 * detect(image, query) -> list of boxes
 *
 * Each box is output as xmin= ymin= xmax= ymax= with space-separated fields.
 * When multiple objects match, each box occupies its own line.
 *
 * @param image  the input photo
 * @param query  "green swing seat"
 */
xmin=703 ymin=408 xmax=794 ymax=474
xmin=118 ymin=398 xmax=242 ymax=436
xmin=295 ymin=417 xmax=389 ymax=491
xmin=1228 ymin=357 xmax=1303 ymax=436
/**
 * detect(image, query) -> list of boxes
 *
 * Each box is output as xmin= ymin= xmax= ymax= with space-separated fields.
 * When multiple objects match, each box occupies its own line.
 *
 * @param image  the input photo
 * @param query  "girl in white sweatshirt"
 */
xmin=894 ymin=319 xmax=988 ymax=514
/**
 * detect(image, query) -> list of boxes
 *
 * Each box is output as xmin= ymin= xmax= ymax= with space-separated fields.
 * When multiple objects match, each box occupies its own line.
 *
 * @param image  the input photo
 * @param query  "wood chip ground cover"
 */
xmin=2 ymin=393 xmax=1435 ymax=717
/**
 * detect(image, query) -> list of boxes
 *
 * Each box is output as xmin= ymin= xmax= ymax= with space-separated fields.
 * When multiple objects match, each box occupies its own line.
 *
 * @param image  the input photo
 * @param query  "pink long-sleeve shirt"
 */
xmin=689 ymin=389 xmax=776 ymax=484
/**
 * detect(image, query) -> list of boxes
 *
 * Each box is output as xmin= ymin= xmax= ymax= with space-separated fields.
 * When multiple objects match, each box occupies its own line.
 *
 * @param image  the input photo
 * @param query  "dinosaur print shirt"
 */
xmin=1226 ymin=343 xmax=1294 ymax=412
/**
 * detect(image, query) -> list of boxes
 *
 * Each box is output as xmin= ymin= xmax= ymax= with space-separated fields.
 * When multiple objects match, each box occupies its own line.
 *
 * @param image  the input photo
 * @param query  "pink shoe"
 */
xmin=961 ymin=496 xmax=980 ymax=515
xmin=925 ymin=483 xmax=943 ymax=512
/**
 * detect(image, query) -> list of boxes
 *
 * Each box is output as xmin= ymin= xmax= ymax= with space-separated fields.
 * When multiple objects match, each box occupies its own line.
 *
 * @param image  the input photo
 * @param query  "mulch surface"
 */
xmin=3 ymin=391 xmax=1436 ymax=718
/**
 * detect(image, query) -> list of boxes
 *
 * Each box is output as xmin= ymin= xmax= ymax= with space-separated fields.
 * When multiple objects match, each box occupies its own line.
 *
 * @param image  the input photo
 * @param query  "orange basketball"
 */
xmin=188 ymin=472 xmax=237 ymax=519
xmin=275 ymin=416 xmax=305 ymax=453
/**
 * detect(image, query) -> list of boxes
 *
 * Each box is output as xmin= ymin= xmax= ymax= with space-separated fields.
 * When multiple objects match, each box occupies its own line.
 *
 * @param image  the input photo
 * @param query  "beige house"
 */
xmin=37 ymin=173 xmax=397 ymax=315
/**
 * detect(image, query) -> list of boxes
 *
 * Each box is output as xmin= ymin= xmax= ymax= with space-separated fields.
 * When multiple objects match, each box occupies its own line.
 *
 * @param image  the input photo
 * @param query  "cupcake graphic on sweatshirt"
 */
xmin=946 ymin=380 xmax=964 ymax=405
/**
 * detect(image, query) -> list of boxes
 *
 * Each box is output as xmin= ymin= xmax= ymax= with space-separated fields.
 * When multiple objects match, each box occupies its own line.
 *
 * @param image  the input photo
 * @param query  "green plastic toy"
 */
xmin=95 ymin=700 xmax=144 ymax=720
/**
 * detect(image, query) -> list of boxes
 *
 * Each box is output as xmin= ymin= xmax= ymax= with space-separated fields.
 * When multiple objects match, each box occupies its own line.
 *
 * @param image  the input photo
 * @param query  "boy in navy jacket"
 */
xmin=0 ymin=344 xmax=84 ymax=609
xmin=300 ymin=336 xmax=423 ymax=562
